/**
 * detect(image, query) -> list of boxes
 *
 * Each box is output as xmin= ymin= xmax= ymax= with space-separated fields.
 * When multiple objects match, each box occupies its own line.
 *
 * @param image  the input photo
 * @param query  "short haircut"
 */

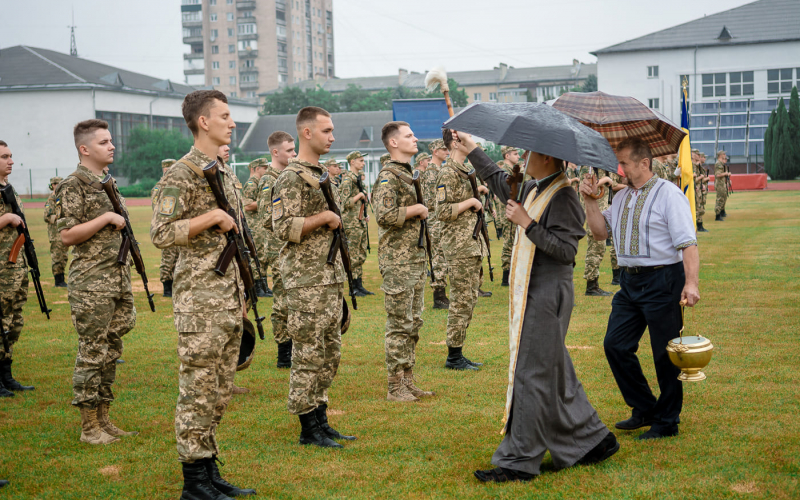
xmin=717 ymin=150 xmax=726 ymax=158
xmin=296 ymin=107 xmax=331 ymax=134
xmin=381 ymin=121 xmax=409 ymax=149
xmin=182 ymin=90 xmax=228 ymax=136
xmin=268 ymin=131 xmax=294 ymax=150
xmin=442 ymin=128 xmax=455 ymax=150
xmin=616 ymin=137 xmax=653 ymax=167
xmin=0 ymin=140 xmax=7 ymax=148
xmin=73 ymin=119 xmax=109 ymax=151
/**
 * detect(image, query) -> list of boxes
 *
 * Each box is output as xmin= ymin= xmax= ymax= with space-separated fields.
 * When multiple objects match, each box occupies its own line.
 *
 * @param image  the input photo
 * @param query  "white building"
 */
xmin=0 ymin=46 xmax=259 ymax=195
xmin=593 ymin=0 xmax=800 ymax=169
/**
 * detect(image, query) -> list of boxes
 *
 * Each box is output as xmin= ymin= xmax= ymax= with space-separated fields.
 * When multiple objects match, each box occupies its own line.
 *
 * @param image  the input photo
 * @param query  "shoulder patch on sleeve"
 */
xmin=383 ymin=197 xmax=394 ymax=209
xmin=380 ymin=178 xmax=389 ymax=185
xmin=272 ymin=198 xmax=283 ymax=219
xmin=436 ymin=185 xmax=446 ymax=202
xmin=158 ymin=187 xmax=180 ymax=216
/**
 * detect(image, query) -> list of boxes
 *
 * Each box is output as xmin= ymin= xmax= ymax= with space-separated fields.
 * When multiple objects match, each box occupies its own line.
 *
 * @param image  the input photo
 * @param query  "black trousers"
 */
xmin=603 ymin=262 xmax=684 ymax=431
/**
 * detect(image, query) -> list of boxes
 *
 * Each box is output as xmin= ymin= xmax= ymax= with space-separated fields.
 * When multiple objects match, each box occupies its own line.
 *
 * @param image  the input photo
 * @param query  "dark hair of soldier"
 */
xmin=73 ymin=119 xmax=109 ymax=151
xmin=380 ymin=121 xmax=410 ymax=149
xmin=295 ymin=106 xmax=331 ymax=134
xmin=616 ymin=137 xmax=653 ymax=168
xmin=441 ymin=128 xmax=455 ymax=150
xmin=182 ymin=89 xmax=228 ymax=136
xmin=268 ymin=131 xmax=294 ymax=150
xmin=0 ymin=140 xmax=7 ymax=148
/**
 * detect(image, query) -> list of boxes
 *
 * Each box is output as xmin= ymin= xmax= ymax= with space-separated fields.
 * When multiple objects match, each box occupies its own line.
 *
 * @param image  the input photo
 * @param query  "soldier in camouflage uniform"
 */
xmin=44 ymin=176 xmax=69 ymax=287
xmin=0 ymin=141 xmax=35 ymax=398
xmin=56 ymin=121 xmax=137 ymax=445
xmin=566 ymin=163 xmax=581 ymax=192
xmin=651 ymin=157 xmax=670 ymax=180
xmin=425 ymin=139 xmax=450 ymax=309
xmin=579 ymin=166 xmax=620 ymax=295
xmin=497 ymin=145 xmax=522 ymax=286
xmin=714 ymin=150 xmax=731 ymax=221
xmin=272 ymin=107 xmax=354 ymax=449
xmin=151 ymin=159 xmax=179 ymax=297
xmin=699 ymin=152 xmax=710 ymax=226
xmin=435 ymin=130 xmax=487 ymax=371
xmin=242 ymin=157 xmax=271 ymax=297
xmin=372 ymin=122 xmax=434 ymax=402
xmin=691 ymin=150 xmax=709 ymax=233
xmin=339 ymin=151 xmax=373 ymax=297
xmin=380 ymin=152 xmax=390 ymax=167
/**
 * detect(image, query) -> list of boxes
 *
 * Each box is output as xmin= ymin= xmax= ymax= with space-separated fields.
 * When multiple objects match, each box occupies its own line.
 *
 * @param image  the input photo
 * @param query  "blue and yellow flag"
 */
xmin=678 ymin=77 xmax=696 ymax=225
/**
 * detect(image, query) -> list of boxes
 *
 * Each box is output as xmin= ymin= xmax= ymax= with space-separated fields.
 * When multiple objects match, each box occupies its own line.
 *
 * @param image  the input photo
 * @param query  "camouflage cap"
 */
xmin=414 ymin=153 xmax=430 ymax=167
xmin=248 ymin=158 xmax=269 ymax=169
xmin=428 ymin=139 xmax=445 ymax=153
xmin=324 ymin=158 xmax=340 ymax=167
xmin=500 ymin=145 xmax=518 ymax=156
xmin=49 ymin=176 xmax=63 ymax=189
xmin=380 ymin=153 xmax=391 ymax=166
xmin=346 ymin=151 xmax=367 ymax=163
xmin=691 ymin=149 xmax=701 ymax=154
xmin=161 ymin=158 xmax=177 ymax=169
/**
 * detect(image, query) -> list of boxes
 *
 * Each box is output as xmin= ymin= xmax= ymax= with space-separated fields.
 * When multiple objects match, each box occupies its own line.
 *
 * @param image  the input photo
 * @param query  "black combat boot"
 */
xmin=298 ymin=411 xmax=342 ymax=448
xmin=697 ymin=222 xmax=709 ymax=233
xmin=256 ymin=279 xmax=269 ymax=298
xmin=356 ymin=277 xmax=374 ymax=296
xmin=501 ymin=269 xmax=509 ymax=287
xmin=610 ymin=268 xmax=621 ymax=286
xmin=433 ymin=288 xmax=449 ymax=310
xmin=478 ymin=289 xmax=492 ymax=298
xmin=276 ymin=340 xmax=292 ymax=369
xmin=721 ymin=209 xmax=727 ymax=218
xmin=162 ymin=280 xmax=173 ymax=298
xmin=350 ymin=282 xmax=367 ymax=297
xmin=0 ymin=359 xmax=34 ymax=391
xmin=585 ymin=279 xmax=612 ymax=297
xmin=315 ymin=404 xmax=356 ymax=441
xmin=715 ymin=213 xmax=723 ymax=221
xmin=262 ymin=278 xmax=273 ymax=298
xmin=606 ymin=238 xmax=613 ymax=247
xmin=54 ymin=273 xmax=67 ymax=288
xmin=445 ymin=347 xmax=479 ymax=371
xmin=205 ymin=457 xmax=256 ymax=497
xmin=180 ymin=460 xmax=232 ymax=500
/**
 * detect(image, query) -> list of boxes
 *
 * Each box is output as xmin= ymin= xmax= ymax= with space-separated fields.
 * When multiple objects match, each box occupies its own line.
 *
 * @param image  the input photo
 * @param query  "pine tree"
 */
xmin=764 ymin=108 xmax=775 ymax=174
xmin=774 ymin=98 xmax=789 ymax=180
xmin=787 ymin=87 xmax=800 ymax=179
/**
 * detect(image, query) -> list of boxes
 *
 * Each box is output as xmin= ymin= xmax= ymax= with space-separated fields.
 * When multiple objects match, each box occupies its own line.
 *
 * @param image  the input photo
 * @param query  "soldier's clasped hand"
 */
xmin=105 ymin=212 xmax=126 ymax=231
xmin=212 ymin=209 xmax=238 ymax=234
xmin=0 ymin=213 xmax=24 ymax=229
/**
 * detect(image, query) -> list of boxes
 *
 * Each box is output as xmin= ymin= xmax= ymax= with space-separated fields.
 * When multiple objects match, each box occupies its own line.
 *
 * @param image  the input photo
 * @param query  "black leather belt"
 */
xmin=620 ymin=265 xmax=665 ymax=275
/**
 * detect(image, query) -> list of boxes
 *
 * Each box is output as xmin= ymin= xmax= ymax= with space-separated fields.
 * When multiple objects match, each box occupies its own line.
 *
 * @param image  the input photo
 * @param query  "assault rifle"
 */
xmin=411 ymin=170 xmax=437 ymax=283
xmin=319 ymin=172 xmax=357 ymax=311
xmin=202 ymin=161 xmax=266 ymax=340
xmin=355 ymin=174 xmax=371 ymax=254
xmin=725 ymin=159 xmax=734 ymax=195
xmin=466 ymin=170 xmax=494 ymax=281
xmin=100 ymin=175 xmax=156 ymax=312
xmin=0 ymin=184 xmax=51 ymax=319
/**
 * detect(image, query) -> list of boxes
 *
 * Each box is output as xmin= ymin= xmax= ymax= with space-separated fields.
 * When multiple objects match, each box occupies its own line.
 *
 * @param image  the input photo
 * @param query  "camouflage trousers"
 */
xmin=715 ymin=184 xmax=728 ymax=215
xmin=344 ymin=222 xmax=368 ymax=280
xmin=49 ymin=238 xmax=68 ymax=276
xmin=0 ymin=268 xmax=28 ymax=361
xmin=501 ymin=222 xmax=517 ymax=271
xmin=695 ymin=188 xmax=705 ymax=224
xmin=383 ymin=268 xmax=425 ymax=376
xmin=160 ymin=246 xmax=179 ymax=282
xmin=70 ymin=290 xmax=136 ymax=407
xmin=175 ymin=310 xmax=242 ymax=463
xmin=264 ymin=252 xmax=289 ymax=344
xmin=583 ymin=228 xmax=618 ymax=281
xmin=445 ymin=256 xmax=481 ymax=348
xmin=287 ymin=283 xmax=343 ymax=416
xmin=429 ymin=221 xmax=448 ymax=290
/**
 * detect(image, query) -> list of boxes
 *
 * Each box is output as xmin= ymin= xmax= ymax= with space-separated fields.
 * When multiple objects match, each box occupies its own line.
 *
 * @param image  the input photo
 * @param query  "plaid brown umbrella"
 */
xmin=552 ymin=91 xmax=686 ymax=157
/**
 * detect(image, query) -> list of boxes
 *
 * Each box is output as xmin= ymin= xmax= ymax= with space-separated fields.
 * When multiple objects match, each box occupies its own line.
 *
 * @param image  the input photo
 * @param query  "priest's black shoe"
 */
xmin=315 ymin=404 xmax=356 ymax=441
xmin=577 ymin=432 xmax=620 ymax=465
xmin=445 ymin=347 xmax=479 ymax=371
xmin=206 ymin=457 xmax=256 ymax=497
xmin=0 ymin=359 xmax=34 ymax=391
xmin=298 ymin=411 xmax=342 ymax=448
xmin=462 ymin=354 xmax=483 ymax=367
xmin=163 ymin=280 xmax=173 ymax=298
xmin=615 ymin=414 xmax=653 ymax=430
xmin=636 ymin=427 xmax=678 ymax=440
xmin=0 ymin=385 xmax=13 ymax=398
xmin=610 ymin=268 xmax=621 ymax=285
xmin=585 ymin=279 xmax=612 ymax=297
xmin=276 ymin=341 xmax=292 ymax=368
xmin=180 ymin=460 xmax=232 ymax=500
xmin=501 ymin=269 xmax=509 ymax=287
xmin=474 ymin=467 xmax=535 ymax=483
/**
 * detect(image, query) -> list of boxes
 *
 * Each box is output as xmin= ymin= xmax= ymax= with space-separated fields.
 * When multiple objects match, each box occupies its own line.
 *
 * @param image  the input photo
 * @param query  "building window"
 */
xmin=210 ymin=13 xmax=217 ymax=22
xmin=209 ymin=0 xmax=216 ymax=4
xmin=212 ymin=77 xmax=221 ymax=85
xmin=227 ymin=28 xmax=233 ymax=37
xmin=238 ymin=39 xmax=257 ymax=51
xmin=210 ymin=29 xmax=218 ymax=40
xmin=647 ymin=66 xmax=659 ymax=78
xmin=212 ymin=61 xmax=219 ymax=69
xmin=243 ymin=58 xmax=255 ymax=67
xmin=230 ymin=76 xmax=236 ymax=85
xmin=648 ymin=98 xmax=660 ymax=109
xmin=229 ymin=60 xmax=235 ymax=69
xmin=211 ymin=45 xmax=219 ymax=54
xmin=182 ymin=11 xmax=201 ymax=22
xmin=241 ymin=74 xmax=258 ymax=83
xmin=279 ymin=74 xmax=288 ymax=84
xmin=230 ymin=91 xmax=237 ymax=97
xmin=277 ymin=25 xmax=287 ymax=38
xmin=768 ymin=68 xmax=793 ymax=94
xmin=228 ymin=44 xmax=235 ymax=53
xmin=227 ymin=12 xmax=234 ymax=21
xmin=278 ymin=58 xmax=288 ymax=71
xmin=473 ymin=93 xmax=482 ymax=102
xmin=730 ymin=71 xmax=754 ymax=97
xmin=238 ymin=23 xmax=256 ymax=35
xmin=489 ymin=92 xmax=497 ymax=102
xmin=226 ymin=0 xmax=233 ymax=4
xmin=701 ymin=73 xmax=726 ymax=97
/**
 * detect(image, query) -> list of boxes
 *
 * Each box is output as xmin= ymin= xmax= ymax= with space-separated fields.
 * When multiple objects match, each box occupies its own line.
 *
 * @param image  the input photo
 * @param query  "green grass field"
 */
xmin=1 ymin=190 xmax=798 ymax=499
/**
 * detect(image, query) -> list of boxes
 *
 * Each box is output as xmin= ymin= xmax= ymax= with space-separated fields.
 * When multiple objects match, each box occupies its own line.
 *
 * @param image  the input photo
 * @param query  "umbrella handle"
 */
xmin=588 ymin=185 xmax=606 ymax=200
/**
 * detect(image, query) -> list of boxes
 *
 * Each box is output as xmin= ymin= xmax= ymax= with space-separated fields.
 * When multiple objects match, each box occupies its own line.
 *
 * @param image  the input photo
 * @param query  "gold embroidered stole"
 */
xmin=502 ymin=173 xmax=570 ymax=433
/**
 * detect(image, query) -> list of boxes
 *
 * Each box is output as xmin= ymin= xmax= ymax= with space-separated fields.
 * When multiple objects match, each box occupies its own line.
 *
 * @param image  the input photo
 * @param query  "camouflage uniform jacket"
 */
xmin=435 ymin=158 xmax=482 ymax=259
xmin=257 ymin=167 xmax=285 ymax=255
xmin=338 ymin=170 xmax=363 ymax=229
xmin=150 ymin=146 xmax=245 ymax=315
xmin=271 ymin=159 xmax=345 ymax=290
xmin=651 ymin=159 xmax=669 ymax=180
xmin=242 ymin=174 xmax=261 ymax=225
xmin=56 ymin=164 xmax=131 ymax=292
xmin=421 ymin=164 xmax=439 ymax=219
xmin=43 ymin=191 xmax=60 ymax=242
xmin=0 ymin=183 xmax=26 ymax=269
xmin=714 ymin=161 xmax=726 ymax=188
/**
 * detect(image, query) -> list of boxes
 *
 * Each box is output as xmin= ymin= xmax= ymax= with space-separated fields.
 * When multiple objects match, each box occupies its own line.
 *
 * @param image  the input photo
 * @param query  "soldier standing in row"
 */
xmin=580 ymin=166 xmax=622 ymax=296
xmin=424 ymin=140 xmax=450 ymax=310
xmin=0 ymin=140 xmax=35 ymax=398
xmin=436 ymin=130 xmax=486 ymax=371
xmin=151 ymin=159 xmax=178 ymax=297
xmin=44 ymin=176 xmax=68 ymax=288
xmin=339 ymin=151 xmax=374 ymax=297
xmin=714 ymin=150 xmax=731 ymax=221
xmin=151 ymin=90 xmax=256 ymax=498
xmin=242 ymin=158 xmax=271 ymax=298
xmin=498 ymin=146 xmax=520 ymax=287
xmin=380 ymin=153 xmax=391 ymax=168
xmin=272 ymin=107 xmax=354 ymax=448
xmin=699 ymin=152 xmax=710 ymax=226
xmin=692 ymin=150 xmax=709 ymax=233
xmin=258 ymin=131 xmax=296 ymax=369
xmin=57 ymin=120 xmax=137 ymax=444
xmin=372 ymin=122 xmax=434 ymax=402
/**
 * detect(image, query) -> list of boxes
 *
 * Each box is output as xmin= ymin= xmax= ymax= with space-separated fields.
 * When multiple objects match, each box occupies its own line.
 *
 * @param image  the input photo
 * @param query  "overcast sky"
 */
xmin=3 ymin=0 xmax=753 ymax=82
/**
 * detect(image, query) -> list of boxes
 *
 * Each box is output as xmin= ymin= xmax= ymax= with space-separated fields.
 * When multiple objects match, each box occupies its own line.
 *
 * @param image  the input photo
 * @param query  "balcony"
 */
xmin=184 ymin=52 xmax=204 ymax=60
xmin=182 ymin=35 xmax=203 ymax=44
xmin=237 ymin=1 xmax=256 ymax=9
xmin=240 ymin=81 xmax=259 ymax=90
xmin=276 ymin=0 xmax=286 ymax=10
xmin=238 ymin=32 xmax=258 ymax=41
xmin=238 ymin=49 xmax=258 ymax=58
xmin=240 ymin=65 xmax=259 ymax=74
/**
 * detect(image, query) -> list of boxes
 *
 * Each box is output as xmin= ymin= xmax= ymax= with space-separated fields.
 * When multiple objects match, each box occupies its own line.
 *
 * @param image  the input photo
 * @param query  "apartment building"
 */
xmin=182 ymin=0 xmax=335 ymax=100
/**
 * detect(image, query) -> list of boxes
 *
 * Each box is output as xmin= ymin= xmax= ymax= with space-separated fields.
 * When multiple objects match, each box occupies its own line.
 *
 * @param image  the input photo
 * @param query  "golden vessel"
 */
xmin=666 ymin=302 xmax=713 ymax=381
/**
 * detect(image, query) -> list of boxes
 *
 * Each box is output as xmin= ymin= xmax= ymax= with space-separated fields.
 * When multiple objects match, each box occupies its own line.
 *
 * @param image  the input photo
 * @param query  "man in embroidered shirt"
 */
xmin=581 ymin=137 xmax=700 ymax=441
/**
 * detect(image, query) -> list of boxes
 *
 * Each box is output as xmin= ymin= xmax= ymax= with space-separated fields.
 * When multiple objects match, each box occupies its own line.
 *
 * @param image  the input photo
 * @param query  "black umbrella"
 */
xmin=443 ymin=102 xmax=619 ymax=173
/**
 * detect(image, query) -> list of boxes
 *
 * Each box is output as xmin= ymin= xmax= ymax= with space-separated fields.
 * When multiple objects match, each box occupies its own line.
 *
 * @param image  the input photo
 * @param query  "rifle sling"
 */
xmin=69 ymin=170 xmax=103 ymax=191
xmin=284 ymin=166 xmax=320 ymax=189
xmin=382 ymin=166 xmax=413 ymax=185
xmin=176 ymin=158 xmax=206 ymax=179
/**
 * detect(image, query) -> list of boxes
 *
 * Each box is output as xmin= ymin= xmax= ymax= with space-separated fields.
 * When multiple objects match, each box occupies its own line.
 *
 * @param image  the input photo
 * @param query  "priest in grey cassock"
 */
xmin=449 ymin=131 xmax=620 ymax=482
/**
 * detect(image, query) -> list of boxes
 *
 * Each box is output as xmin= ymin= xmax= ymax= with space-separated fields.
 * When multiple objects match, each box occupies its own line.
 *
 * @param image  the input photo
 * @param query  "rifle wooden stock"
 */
xmin=467 ymin=170 xmax=494 ymax=282
xmin=117 ymin=235 xmax=131 ymax=266
xmin=355 ymin=175 xmax=371 ymax=253
xmin=214 ymin=240 xmax=238 ymax=276
xmin=319 ymin=171 xmax=357 ymax=311
xmin=8 ymin=234 xmax=24 ymax=264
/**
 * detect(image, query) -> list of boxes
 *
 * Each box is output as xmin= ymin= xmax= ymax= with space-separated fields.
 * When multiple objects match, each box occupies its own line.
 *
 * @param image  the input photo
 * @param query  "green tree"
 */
xmin=581 ymin=74 xmax=598 ymax=93
xmin=769 ymin=98 xmax=790 ymax=180
xmin=261 ymin=85 xmax=340 ymax=115
xmin=764 ymin=108 xmax=775 ymax=172
xmin=787 ymin=86 xmax=800 ymax=177
xmin=118 ymin=127 xmax=193 ymax=183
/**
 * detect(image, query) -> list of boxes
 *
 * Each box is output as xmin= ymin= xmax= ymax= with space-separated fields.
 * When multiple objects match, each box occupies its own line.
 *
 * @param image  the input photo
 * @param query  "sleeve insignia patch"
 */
xmin=234 ymin=182 xmax=243 ymax=190
xmin=383 ymin=197 xmax=394 ymax=209
xmin=380 ymin=179 xmax=389 ymax=185
xmin=159 ymin=196 xmax=177 ymax=216
xmin=272 ymin=198 xmax=283 ymax=219
xmin=436 ymin=185 xmax=446 ymax=202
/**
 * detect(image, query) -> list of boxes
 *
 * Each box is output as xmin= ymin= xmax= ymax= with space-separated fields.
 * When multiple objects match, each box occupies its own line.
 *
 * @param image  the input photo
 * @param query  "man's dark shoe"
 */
xmin=315 ymin=404 xmax=356 ymax=441
xmin=54 ymin=273 xmax=67 ymax=288
xmin=636 ymin=427 xmax=678 ymax=440
xmin=205 ymin=457 xmax=256 ymax=497
xmin=577 ymin=432 xmax=620 ymax=465
xmin=298 ymin=411 xmax=343 ymax=448
xmin=0 ymin=480 xmax=7 ymax=488
xmin=276 ymin=341 xmax=292 ymax=369
xmin=586 ymin=279 xmax=612 ymax=297
xmin=433 ymin=288 xmax=449 ymax=310
xmin=0 ymin=359 xmax=34 ymax=391
xmin=0 ymin=385 xmax=14 ymax=397
xmin=478 ymin=289 xmax=492 ymax=298
xmin=180 ymin=460 xmax=232 ymax=500
xmin=615 ymin=415 xmax=653 ymax=430
xmin=474 ymin=467 xmax=535 ymax=483
xmin=162 ymin=280 xmax=173 ymax=298
xmin=610 ymin=268 xmax=621 ymax=285
xmin=356 ymin=277 xmax=374 ymax=296
xmin=715 ymin=214 xmax=723 ymax=221
xmin=501 ymin=269 xmax=509 ymax=287
xmin=697 ymin=222 xmax=709 ymax=233
xmin=445 ymin=347 xmax=479 ymax=371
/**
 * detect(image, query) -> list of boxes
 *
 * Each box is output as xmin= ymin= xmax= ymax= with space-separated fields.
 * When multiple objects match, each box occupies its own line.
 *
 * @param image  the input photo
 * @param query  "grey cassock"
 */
xmin=468 ymin=148 xmax=609 ymax=475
